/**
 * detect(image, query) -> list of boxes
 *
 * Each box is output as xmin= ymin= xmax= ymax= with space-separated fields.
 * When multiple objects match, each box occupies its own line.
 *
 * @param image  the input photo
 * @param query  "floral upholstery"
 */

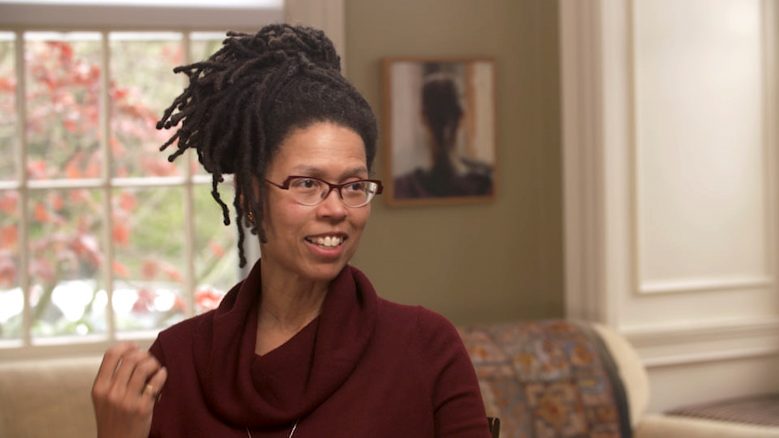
xmin=459 ymin=320 xmax=632 ymax=438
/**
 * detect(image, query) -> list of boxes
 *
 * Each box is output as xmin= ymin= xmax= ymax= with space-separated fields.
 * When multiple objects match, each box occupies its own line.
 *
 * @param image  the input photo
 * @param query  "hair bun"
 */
xmin=224 ymin=24 xmax=341 ymax=73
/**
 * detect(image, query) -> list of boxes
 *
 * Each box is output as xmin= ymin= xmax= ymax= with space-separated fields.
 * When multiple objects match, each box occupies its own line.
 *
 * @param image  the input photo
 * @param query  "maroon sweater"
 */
xmin=148 ymin=262 xmax=489 ymax=437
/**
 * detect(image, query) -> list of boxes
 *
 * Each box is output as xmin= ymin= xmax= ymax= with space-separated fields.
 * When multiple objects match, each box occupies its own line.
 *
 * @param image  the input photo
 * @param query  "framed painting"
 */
xmin=382 ymin=57 xmax=496 ymax=206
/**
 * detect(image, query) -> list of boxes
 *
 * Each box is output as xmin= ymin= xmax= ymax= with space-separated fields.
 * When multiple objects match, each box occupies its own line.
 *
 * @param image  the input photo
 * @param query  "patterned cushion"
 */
xmin=459 ymin=320 xmax=632 ymax=438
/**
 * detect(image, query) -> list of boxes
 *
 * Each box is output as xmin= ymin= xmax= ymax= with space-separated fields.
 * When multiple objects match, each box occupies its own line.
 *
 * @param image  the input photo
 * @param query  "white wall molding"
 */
xmin=639 ymin=276 xmax=773 ymax=295
xmin=0 ymin=2 xmax=282 ymax=29
xmin=763 ymin=0 xmax=778 ymax=294
xmin=560 ymin=0 xmax=611 ymax=324
xmin=626 ymin=0 xmax=776 ymax=295
xmin=623 ymin=317 xmax=779 ymax=367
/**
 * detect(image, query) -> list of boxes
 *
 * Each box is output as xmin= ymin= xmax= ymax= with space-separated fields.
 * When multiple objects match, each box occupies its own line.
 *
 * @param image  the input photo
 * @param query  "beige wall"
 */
xmin=345 ymin=0 xmax=564 ymax=324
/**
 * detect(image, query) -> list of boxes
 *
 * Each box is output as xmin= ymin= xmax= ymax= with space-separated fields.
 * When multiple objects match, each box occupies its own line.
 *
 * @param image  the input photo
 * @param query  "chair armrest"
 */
xmin=591 ymin=323 xmax=650 ymax=428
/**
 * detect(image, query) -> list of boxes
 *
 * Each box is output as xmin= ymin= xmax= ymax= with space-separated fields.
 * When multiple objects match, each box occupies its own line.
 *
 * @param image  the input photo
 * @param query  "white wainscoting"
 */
xmin=632 ymin=0 xmax=774 ymax=299
xmin=561 ymin=0 xmax=779 ymax=412
xmin=623 ymin=317 xmax=779 ymax=367
xmin=647 ymin=354 xmax=779 ymax=412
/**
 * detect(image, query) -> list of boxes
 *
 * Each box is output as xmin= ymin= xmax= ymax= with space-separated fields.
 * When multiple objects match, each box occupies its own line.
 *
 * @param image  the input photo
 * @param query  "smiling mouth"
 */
xmin=305 ymin=235 xmax=346 ymax=248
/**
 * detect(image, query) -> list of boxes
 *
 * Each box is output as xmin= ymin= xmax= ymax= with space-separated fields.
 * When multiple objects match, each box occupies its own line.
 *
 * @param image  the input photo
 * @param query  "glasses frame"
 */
xmin=265 ymin=175 xmax=384 ymax=207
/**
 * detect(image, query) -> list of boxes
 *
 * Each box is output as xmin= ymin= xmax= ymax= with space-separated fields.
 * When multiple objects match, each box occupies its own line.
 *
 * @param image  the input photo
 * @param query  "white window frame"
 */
xmin=0 ymin=2 xmax=290 ymax=360
xmin=0 ymin=1 xmax=283 ymax=30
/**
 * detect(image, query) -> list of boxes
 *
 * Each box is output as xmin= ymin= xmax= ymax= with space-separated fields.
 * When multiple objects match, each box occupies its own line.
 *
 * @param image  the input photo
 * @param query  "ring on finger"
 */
xmin=144 ymin=383 xmax=156 ymax=397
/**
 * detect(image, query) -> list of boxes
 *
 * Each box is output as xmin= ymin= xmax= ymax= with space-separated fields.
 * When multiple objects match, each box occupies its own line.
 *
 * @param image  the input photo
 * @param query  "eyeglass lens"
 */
xmin=288 ymin=177 xmax=378 ymax=207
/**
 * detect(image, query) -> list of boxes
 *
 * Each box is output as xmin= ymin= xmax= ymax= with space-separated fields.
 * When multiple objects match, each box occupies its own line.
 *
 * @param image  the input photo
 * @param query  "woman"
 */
xmin=92 ymin=24 xmax=489 ymax=437
xmin=394 ymin=73 xmax=493 ymax=199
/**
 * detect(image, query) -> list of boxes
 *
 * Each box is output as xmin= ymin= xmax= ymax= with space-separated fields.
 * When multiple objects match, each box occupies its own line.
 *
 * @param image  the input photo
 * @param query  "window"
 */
xmin=0 ymin=3 xmax=282 ymax=357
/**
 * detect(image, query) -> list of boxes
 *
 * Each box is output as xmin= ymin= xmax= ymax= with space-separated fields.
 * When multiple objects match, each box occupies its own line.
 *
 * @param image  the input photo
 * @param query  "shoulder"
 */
xmin=149 ymin=311 xmax=214 ymax=364
xmin=397 ymin=302 xmax=459 ymax=337
xmin=160 ymin=310 xmax=213 ymax=341
xmin=393 ymin=168 xmax=430 ymax=199
xmin=459 ymin=156 xmax=493 ymax=176
xmin=377 ymin=297 xmax=452 ymax=327
xmin=377 ymin=298 xmax=464 ymax=358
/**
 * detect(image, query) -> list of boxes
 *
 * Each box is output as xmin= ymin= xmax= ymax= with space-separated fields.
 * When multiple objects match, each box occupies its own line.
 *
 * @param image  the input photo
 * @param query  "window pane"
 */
xmin=0 ymin=190 xmax=22 ymax=340
xmin=109 ymin=33 xmax=183 ymax=178
xmin=28 ymin=189 xmax=106 ymax=338
xmin=112 ymin=186 xmax=186 ymax=331
xmin=194 ymin=183 xmax=238 ymax=313
xmin=25 ymin=32 xmax=102 ymax=180
xmin=190 ymin=32 xmax=223 ymax=64
xmin=189 ymin=32 xmax=225 ymax=176
xmin=0 ymin=32 xmax=15 ymax=181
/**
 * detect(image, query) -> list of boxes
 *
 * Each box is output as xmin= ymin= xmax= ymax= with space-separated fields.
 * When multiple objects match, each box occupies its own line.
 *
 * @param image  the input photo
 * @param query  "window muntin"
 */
xmin=0 ymin=32 xmax=16 ymax=181
xmin=0 ymin=29 xmax=248 ymax=354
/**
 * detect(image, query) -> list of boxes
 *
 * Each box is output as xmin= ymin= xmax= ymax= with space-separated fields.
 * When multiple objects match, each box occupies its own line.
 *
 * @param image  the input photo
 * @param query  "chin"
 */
xmin=302 ymin=261 xmax=350 ymax=283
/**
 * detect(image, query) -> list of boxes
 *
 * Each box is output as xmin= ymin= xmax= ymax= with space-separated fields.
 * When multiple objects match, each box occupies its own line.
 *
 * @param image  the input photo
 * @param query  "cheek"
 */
xmin=352 ymin=206 xmax=371 ymax=230
xmin=275 ymin=206 xmax=309 ymax=233
xmin=261 ymin=197 xmax=302 ymax=239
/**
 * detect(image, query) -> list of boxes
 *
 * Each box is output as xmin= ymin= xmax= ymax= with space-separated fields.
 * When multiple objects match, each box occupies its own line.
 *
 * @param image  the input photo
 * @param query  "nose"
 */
xmin=316 ymin=187 xmax=348 ymax=221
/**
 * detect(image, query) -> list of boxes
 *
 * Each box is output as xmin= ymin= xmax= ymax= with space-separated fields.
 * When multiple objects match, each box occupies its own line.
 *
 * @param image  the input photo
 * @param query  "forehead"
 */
xmin=272 ymin=122 xmax=368 ymax=174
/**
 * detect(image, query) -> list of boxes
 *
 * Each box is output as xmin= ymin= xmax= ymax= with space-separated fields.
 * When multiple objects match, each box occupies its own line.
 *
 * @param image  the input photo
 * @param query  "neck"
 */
xmin=431 ymin=149 xmax=456 ymax=176
xmin=255 ymin=261 xmax=328 ymax=355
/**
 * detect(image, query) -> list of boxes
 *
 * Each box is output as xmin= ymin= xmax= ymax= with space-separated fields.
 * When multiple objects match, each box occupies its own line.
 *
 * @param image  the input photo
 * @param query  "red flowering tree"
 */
xmin=0 ymin=36 xmax=235 ymax=339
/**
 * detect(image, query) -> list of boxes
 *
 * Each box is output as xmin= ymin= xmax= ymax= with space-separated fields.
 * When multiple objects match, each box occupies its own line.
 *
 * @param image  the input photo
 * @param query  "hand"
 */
xmin=92 ymin=342 xmax=168 ymax=438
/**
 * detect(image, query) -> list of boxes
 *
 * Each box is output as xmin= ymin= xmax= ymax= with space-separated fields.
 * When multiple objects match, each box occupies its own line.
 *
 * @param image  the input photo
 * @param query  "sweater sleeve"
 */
xmin=148 ymin=337 xmax=166 ymax=367
xmin=412 ymin=307 xmax=491 ymax=437
xmin=147 ymin=337 xmax=165 ymax=438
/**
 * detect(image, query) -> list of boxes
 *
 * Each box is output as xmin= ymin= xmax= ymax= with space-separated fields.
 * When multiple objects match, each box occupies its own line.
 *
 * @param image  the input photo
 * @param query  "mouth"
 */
xmin=304 ymin=233 xmax=347 ymax=248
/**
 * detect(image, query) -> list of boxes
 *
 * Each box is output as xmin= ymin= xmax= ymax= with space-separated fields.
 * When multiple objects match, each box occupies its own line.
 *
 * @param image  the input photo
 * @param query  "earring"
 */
xmin=246 ymin=210 xmax=255 ymax=225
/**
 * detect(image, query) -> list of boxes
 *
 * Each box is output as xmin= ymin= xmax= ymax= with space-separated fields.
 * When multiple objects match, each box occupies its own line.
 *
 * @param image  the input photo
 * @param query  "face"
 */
xmin=260 ymin=122 xmax=372 ymax=283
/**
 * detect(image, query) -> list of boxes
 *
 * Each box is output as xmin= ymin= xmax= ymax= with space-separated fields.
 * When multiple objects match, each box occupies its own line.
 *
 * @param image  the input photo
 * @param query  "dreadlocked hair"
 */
xmin=157 ymin=24 xmax=378 ymax=267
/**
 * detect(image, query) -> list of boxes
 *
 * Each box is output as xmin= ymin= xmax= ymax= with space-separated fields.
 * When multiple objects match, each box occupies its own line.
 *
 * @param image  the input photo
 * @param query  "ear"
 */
xmin=232 ymin=176 xmax=256 ymax=229
xmin=236 ymin=175 xmax=263 ymax=206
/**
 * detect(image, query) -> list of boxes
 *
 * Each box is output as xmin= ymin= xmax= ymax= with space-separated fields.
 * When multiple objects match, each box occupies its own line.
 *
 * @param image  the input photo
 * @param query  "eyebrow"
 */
xmin=289 ymin=165 xmax=369 ymax=180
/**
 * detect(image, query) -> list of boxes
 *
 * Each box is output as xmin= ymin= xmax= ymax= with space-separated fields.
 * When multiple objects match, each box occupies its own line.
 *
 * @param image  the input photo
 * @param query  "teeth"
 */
xmin=310 ymin=235 xmax=343 ymax=248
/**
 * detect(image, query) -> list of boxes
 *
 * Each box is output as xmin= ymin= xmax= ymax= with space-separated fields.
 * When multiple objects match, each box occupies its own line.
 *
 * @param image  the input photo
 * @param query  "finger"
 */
xmin=93 ymin=342 xmax=137 ymax=393
xmin=126 ymin=354 xmax=161 ymax=397
xmin=140 ymin=367 xmax=167 ymax=409
xmin=110 ymin=349 xmax=148 ymax=396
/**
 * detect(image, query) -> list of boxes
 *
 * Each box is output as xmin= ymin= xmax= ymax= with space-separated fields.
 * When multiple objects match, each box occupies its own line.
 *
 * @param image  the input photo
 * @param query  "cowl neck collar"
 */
xmin=192 ymin=260 xmax=378 ymax=429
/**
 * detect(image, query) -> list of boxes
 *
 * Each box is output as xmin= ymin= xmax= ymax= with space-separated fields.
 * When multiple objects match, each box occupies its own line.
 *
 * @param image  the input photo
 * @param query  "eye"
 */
xmin=346 ymin=181 xmax=367 ymax=192
xmin=290 ymin=178 xmax=320 ymax=190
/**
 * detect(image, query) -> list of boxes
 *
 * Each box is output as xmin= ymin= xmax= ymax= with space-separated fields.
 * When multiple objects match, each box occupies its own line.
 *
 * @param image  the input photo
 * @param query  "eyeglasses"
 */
xmin=265 ymin=176 xmax=384 ymax=208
